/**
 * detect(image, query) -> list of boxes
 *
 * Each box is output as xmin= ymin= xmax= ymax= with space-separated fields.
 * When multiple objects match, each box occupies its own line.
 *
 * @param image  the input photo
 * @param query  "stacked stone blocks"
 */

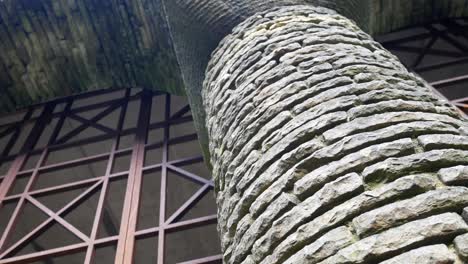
xmin=203 ymin=5 xmax=468 ymax=264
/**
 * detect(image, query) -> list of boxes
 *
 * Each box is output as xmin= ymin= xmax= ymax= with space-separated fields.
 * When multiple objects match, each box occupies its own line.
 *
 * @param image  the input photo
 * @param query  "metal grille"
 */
xmin=377 ymin=18 xmax=468 ymax=113
xmin=0 ymin=88 xmax=221 ymax=263
xmin=0 ymin=16 xmax=467 ymax=264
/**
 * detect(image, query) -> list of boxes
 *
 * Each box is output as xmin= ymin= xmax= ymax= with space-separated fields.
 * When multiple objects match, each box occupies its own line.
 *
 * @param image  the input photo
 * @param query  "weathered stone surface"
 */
xmin=259 ymin=111 xmax=347 ymax=156
xmin=253 ymin=174 xmax=437 ymax=263
xmin=379 ymin=244 xmax=456 ymax=264
xmin=232 ymin=215 xmax=254 ymax=246
xmin=218 ymin=193 xmax=240 ymax=245
xmin=228 ymin=111 xmax=347 ymax=196
xmin=438 ymin=166 xmax=468 ymax=185
xmin=254 ymin=173 xmax=363 ymax=260
xmin=282 ymin=226 xmax=355 ymax=264
xmin=363 ymin=149 xmax=468 ymax=183
xmin=241 ymin=255 xmax=255 ymax=264
xmin=352 ymin=187 xmax=468 ymax=237
xmin=323 ymin=112 xmax=462 ymax=143
xmin=319 ymin=213 xmax=468 ymax=264
xmin=229 ymin=111 xmax=292 ymax=168
xmin=300 ymin=121 xmax=458 ymax=168
xmin=348 ymin=99 xmax=459 ymax=120
xmin=357 ymin=88 xmax=440 ymax=104
xmin=418 ymin=134 xmax=468 ymax=150
xmin=463 ymin=207 xmax=468 ymax=223
xmin=202 ymin=6 xmax=468 ymax=264
xmin=248 ymin=168 xmax=298 ymax=218
xmin=294 ymin=138 xmax=415 ymax=198
xmin=294 ymin=81 xmax=388 ymax=114
xmin=246 ymin=138 xmax=325 ymax=218
xmin=230 ymin=193 xmax=298 ymax=263
xmin=454 ymin=233 xmax=468 ymax=259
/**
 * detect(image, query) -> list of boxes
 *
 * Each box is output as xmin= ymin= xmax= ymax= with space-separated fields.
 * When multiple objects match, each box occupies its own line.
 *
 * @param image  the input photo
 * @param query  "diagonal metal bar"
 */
xmin=26 ymin=195 xmax=90 ymax=242
xmin=430 ymin=74 xmax=468 ymax=88
xmin=55 ymin=100 xmax=123 ymax=144
xmin=68 ymin=113 xmax=117 ymax=135
xmin=3 ymin=177 xmax=103 ymax=203
xmin=411 ymin=35 xmax=438 ymax=69
xmin=387 ymin=45 xmax=463 ymax=57
xmin=0 ymin=103 xmax=55 ymax=205
xmin=115 ymin=90 xmax=152 ymax=264
xmin=167 ymin=164 xmax=214 ymax=187
xmin=158 ymin=94 xmax=171 ymax=264
xmin=426 ymin=24 xmax=468 ymax=54
xmin=165 ymin=184 xmax=211 ymax=225
xmin=166 ymin=214 xmax=218 ymax=233
xmin=0 ymin=243 xmax=88 ymax=264
xmin=0 ymin=126 xmax=17 ymax=141
xmin=177 ymin=255 xmax=223 ymax=264
xmin=0 ymin=113 xmax=195 ymax=164
xmin=134 ymin=214 xmax=218 ymax=237
xmin=0 ymin=102 xmax=66 ymax=254
xmin=415 ymin=56 xmax=468 ymax=72
xmin=0 ymin=88 xmax=220 ymax=263
xmin=145 ymin=133 xmax=199 ymax=152
xmin=171 ymin=105 xmax=191 ymax=120
xmin=378 ymin=32 xmax=432 ymax=46
xmin=84 ymin=89 xmax=131 ymax=264
xmin=1 ymin=108 xmax=33 ymax=158
xmin=453 ymin=102 xmax=468 ymax=109
xmin=443 ymin=19 xmax=468 ymax=42
xmin=169 ymin=156 xmax=205 ymax=167
xmin=0 ymin=180 xmax=101 ymax=259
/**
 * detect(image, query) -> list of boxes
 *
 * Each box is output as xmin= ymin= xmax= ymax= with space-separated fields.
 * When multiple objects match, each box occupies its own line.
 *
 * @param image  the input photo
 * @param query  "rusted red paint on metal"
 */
xmin=0 ymin=88 xmax=220 ymax=263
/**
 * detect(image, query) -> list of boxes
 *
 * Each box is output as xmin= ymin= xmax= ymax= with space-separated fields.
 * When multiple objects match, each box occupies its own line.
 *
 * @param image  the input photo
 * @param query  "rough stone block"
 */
xmin=254 ymin=174 xmax=437 ymax=263
xmin=363 ymin=149 xmax=468 ymax=183
xmin=454 ymin=233 xmax=468 ymax=260
xmin=320 ymin=213 xmax=468 ymax=264
xmin=418 ymin=134 xmax=468 ymax=150
xmin=352 ymin=187 xmax=468 ymax=237
xmin=282 ymin=226 xmax=354 ymax=264
xmin=294 ymin=138 xmax=414 ymax=198
xmin=380 ymin=244 xmax=456 ymax=264
xmin=438 ymin=166 xmax=468 ymax=185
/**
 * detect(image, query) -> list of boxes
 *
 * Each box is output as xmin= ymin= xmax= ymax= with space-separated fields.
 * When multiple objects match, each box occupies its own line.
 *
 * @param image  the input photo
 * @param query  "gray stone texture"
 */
xmin=439 ymin=166 xmax=468 ymax=185
xmin=319 ymin=213 xmax=468 ymax=264
xmin=202 ymin=5 xmax=468 ymax=264
xmin=379 ymin=244 xmax=456 ymax=264
xmin=454 ymin=233 xmax=468 ymax=260
xmin=352 ymin=187 xmax=468 ymax=237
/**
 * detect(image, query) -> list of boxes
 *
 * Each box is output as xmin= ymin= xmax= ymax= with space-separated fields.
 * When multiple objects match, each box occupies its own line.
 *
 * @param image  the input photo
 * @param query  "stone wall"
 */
xmin=0 ymin=0 xmax=184 ymax=112
xmin=203 ymin=5 xmax=468 ymax=263
xmin=166 ymin=0 xmax=468 ymax=161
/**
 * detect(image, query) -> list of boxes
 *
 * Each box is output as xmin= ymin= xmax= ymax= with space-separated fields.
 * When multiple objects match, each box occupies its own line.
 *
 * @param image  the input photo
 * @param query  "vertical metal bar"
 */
xmin=0 ymin=108 xmax=34 ymax=204
xmin=158 ymin=94 xmax=171 ymax=264
xmin=84 ymin=89 xmax=131 ymax=264
xmin=411 ymin=34 xmax=437 ymax=69
xmin=0 ymin=102 xmax=57 ymax=254
xmin=115 ymin=90 xmax=152 ymax=263
xmin=0 ymin=103 xmax=55 ymax=205
xmin=1 ymin=108 xmax=34 ymax=158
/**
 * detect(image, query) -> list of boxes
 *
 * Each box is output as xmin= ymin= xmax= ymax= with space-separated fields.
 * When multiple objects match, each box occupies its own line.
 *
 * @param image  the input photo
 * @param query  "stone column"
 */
xmin=203 ymin=5 xmax=468 ymax=264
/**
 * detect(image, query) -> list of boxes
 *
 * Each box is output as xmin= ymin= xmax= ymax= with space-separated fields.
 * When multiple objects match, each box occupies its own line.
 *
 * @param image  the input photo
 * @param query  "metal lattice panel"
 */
xmin=0 ymin=89 xmax=221 ymax=264
xmin=0 ymin=16 xmax=467 ymax=264
xmin=377 ymin=18 xmax=468 ymax=113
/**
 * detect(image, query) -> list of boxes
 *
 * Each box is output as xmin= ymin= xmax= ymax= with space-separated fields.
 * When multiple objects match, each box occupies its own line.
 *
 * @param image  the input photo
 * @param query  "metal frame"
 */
xmin=0 ymin=88 xmax=221 ymax=263
xmin=378 ymin=18 xmax=468 ymax=113
xmin=0 ymin=16 xmax=466 ymax=264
